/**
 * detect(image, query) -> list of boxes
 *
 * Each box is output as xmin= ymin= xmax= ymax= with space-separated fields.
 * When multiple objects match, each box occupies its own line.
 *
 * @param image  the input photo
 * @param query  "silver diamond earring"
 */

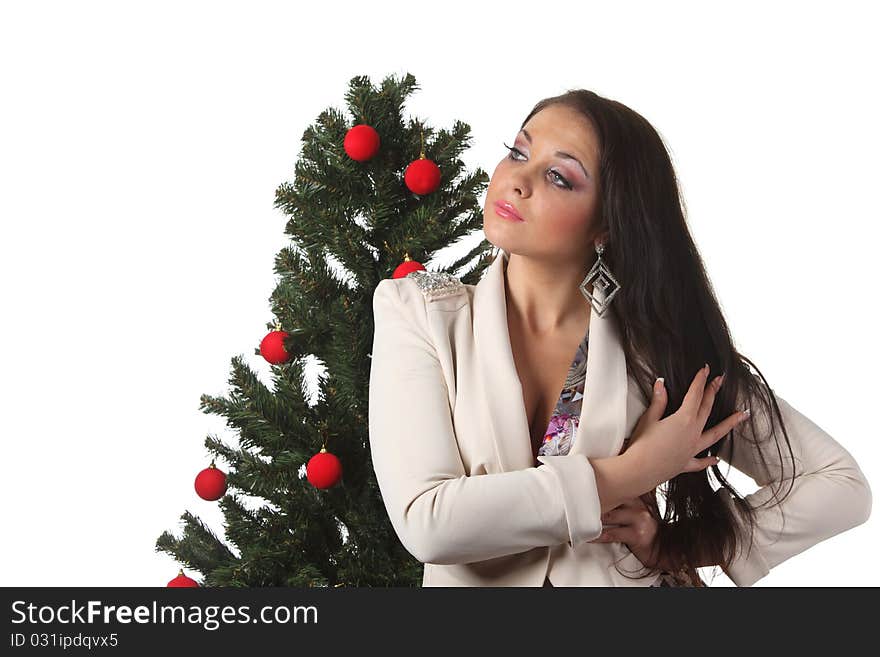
xmin=579 ymin=241 xmax=621 ymax=317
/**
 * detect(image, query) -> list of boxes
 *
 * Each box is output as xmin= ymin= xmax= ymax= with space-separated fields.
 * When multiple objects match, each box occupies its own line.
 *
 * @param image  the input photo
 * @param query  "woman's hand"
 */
xmin=624 ymin=364 xmax=748 ymax=493
xmin=588 ymin=493 xmax=673 ymax=571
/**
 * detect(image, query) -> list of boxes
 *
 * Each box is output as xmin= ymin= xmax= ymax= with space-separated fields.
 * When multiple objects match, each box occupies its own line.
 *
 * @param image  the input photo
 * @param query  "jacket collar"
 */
xmin=472 ymin=249 xmax=629 ymax=471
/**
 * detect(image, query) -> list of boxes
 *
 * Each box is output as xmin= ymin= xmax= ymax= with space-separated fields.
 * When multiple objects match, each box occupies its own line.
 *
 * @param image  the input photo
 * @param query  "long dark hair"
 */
xmin=504 ymin=89 xmax=797 ymax=586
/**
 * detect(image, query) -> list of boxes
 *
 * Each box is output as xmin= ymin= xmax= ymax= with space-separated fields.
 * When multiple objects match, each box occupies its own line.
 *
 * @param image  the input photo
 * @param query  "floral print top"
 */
xmin=537 ymin=327 xmax=696 ymax=587
xmin=536 ymin=331 xmax=589 ymax=459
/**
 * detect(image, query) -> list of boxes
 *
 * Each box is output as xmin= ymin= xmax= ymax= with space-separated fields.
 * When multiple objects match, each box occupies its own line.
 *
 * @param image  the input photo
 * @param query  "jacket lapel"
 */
xmin=473 ymin=249 xmax=629 ymax=472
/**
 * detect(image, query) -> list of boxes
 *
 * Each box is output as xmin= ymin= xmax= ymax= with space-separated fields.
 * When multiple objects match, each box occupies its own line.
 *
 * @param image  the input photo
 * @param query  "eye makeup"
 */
xmin=519 ymin=128 xmax=591 ymax=180
xmin=503 ymin=142 xmax=574 ymax=190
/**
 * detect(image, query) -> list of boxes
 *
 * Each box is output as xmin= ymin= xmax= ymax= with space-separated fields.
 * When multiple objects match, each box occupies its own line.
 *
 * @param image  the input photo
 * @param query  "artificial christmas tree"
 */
xmin=155 ymin=72 xmax=492 ymax=586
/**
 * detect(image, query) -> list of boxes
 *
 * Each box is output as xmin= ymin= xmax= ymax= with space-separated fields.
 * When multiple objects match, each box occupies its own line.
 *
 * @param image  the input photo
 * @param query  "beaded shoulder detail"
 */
xmin=405 ymin=269 xmax=465 ymax=301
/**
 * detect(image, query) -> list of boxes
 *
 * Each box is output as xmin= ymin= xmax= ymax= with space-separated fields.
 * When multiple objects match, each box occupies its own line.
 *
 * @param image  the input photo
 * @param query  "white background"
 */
xmin=1 ymin=0 xmax=876 ymax=586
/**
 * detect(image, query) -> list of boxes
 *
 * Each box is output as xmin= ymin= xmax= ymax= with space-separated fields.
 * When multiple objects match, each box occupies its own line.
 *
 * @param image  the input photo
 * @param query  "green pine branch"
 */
xmin=155 ymin=71 xmax=492 ymax=587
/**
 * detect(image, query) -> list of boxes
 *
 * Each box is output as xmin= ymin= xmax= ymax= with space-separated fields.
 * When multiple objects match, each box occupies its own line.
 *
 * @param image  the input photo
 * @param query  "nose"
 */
xmin=509 ymin=171 xmax=530 ymax=198
xmin=504 ymin=160 xmax=536 ymax=198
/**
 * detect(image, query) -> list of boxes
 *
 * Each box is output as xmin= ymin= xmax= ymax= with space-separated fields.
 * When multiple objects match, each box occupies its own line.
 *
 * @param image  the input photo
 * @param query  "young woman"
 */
xmin=368 ymin=89 xmax=872 ymax=587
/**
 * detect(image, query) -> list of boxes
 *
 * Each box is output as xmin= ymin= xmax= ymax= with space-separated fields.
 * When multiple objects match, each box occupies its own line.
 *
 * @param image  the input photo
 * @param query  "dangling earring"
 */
xmin=579 ymin=241 xmax=621 ymax=317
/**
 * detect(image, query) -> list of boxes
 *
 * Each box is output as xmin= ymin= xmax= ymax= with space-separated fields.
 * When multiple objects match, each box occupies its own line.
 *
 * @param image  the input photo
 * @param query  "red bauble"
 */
xmin=392 ymin=256 xmax=426 ymax=279
xmin=260 ymin=329 xmax=290 ymax=364
xmin=344 ymin=124 xmax=381 ymax=161
xmin=167 ymin=569 xmax=200 ymax=587
xmin=306 ymin=448 xmax=342 ymax=489
xmin=195 ymin=461 xmax=227 ymax=501
xmin=404 ymin=156 xmax=441 ymax=195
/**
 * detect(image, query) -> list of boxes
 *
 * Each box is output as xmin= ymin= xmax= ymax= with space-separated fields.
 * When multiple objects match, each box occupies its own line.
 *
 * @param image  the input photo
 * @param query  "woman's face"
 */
xmin=483 ymin=103 xmax=603 ymax=264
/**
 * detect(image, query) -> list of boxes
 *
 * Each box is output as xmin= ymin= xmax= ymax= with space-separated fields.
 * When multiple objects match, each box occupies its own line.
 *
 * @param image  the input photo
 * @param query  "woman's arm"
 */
xmin=368 ymin=278 xmax=646 ymax=565
xmin=711 ymin=388 xmax=872 ymax=586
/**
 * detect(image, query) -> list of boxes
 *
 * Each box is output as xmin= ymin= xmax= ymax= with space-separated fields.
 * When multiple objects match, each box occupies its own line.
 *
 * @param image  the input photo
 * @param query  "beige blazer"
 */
xmin=368 ymin=249 xmax=872 ymax=586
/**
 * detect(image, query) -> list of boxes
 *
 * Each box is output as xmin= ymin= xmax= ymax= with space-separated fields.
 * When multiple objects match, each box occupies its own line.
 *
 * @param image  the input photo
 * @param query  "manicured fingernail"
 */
xmin=654 ymin=376 xmax=664 ymax=393
xmin=741 ymin=408 xmax=751 ymax=419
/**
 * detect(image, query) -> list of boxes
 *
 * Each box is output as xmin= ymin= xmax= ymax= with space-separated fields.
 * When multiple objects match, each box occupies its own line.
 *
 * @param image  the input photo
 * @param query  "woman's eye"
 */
xmin=549 ymin=171 xmax=570 ymax=187
xmin=502 ymin=142 xmax=571 ymax=190
xmin=503 ymin=142 xmax=525 ymax=161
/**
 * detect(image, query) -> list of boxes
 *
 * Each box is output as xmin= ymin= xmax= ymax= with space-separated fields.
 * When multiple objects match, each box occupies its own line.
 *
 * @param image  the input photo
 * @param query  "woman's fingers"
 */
xmin=592 ymin=528 xmax=615 ymax=542
xmin=681 ymin=363 xmax=712 ymax=417
xmin=594 ymin=501 xmax=660 ymax=546
xmin=595 ymin=506 xmax=643 ymax=542
xmin=697 ymin=372 xmax=724 ymax=428
xmin=679 ymin=409 xmax=750 ymax=473
xmin=699 ymin=408 xmax=750 ymax=455
xmin=684 ymin=453 xmax=722 ymax=473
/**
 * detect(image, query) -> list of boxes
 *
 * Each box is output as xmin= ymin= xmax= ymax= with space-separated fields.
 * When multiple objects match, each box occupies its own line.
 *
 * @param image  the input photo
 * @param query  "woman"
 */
xmin=367 ymin=89 xmax=872 ymax=586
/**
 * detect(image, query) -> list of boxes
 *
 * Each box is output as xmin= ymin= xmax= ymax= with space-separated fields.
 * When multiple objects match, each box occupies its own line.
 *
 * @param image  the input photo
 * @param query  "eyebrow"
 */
xmin=520 ymin=128 xmax=590 ymax=179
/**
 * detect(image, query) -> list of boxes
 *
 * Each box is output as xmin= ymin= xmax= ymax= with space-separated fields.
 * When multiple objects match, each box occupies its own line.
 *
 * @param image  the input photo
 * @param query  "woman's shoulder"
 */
xmin=402 ymin=269 xmax=467 ymax=302
xmin=373 ymin=271 xmax=472 ymax=358
xmin=375 ymin=269 xmax=470 ymax=311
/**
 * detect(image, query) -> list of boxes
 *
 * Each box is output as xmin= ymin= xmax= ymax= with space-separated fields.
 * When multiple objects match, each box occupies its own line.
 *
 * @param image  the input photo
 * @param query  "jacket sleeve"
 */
xmin=368 ymin=278 xmax=604 ymax=565
xmin=713 ymin=387 xmax=872 ymax=586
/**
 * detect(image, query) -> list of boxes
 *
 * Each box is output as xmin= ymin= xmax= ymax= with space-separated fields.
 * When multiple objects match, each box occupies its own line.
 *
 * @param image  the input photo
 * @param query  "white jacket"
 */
xmin=368 ymin=249 xmax=872 ymax=586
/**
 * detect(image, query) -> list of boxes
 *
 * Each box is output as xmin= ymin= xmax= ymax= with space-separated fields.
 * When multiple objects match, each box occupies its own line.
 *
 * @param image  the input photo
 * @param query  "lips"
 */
xmin=494 ymin=200 xmax=525 ymax=221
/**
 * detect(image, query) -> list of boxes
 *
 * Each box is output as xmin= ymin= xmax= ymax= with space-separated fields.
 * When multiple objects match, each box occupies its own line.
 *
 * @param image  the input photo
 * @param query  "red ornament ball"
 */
xmin=404 ymin=157 xmax=441 ymax=195
xmin=306 ymin=449 xmax=342 ymax=489
xmin=167 ymin=569 xmax=199 ymax=587
xmin=392 ymin=258 xmax=426 ymax=279
xmin=344 ymin=124 xmax=381 ymax=161
xmin=195 ymin=463 xmax=227 ymax=501
xmin=260 ymin=329 xmax=290 ymax=365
